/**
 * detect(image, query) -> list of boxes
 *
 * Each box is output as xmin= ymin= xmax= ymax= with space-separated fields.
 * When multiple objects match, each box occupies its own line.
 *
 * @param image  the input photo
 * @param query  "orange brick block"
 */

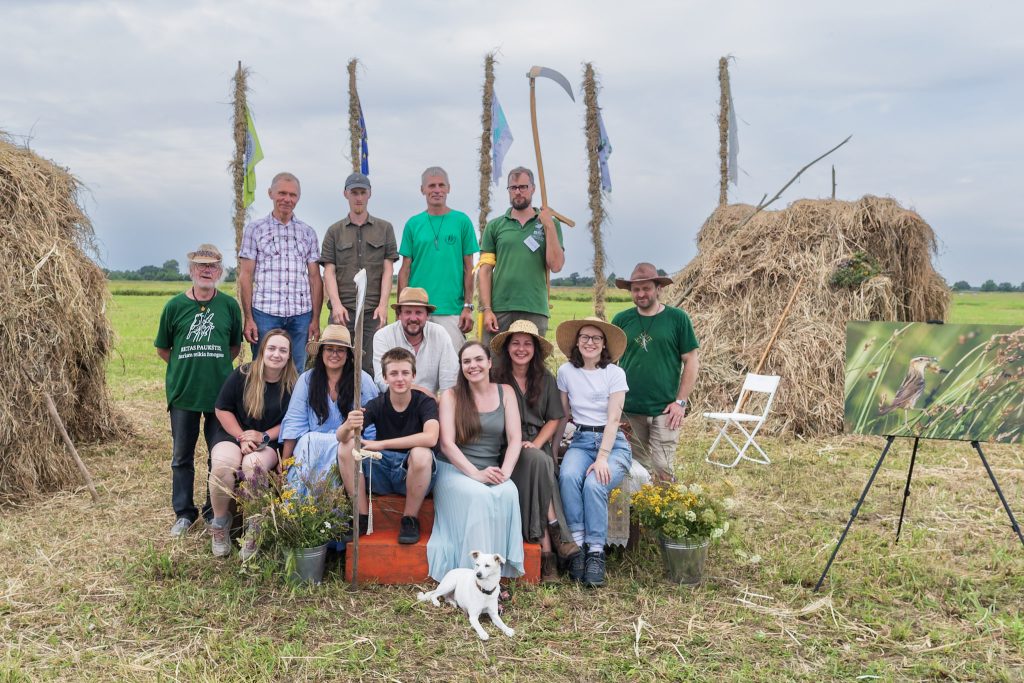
xmin=344 ymin=495 xmax=540 ymax=584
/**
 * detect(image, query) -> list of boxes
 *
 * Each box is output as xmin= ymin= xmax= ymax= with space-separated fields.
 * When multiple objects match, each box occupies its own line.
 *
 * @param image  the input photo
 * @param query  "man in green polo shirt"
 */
xmin=611 ymin=262 xmax=700 ymax=482
xmin=397 ymin=166 xmax=479 ymax=350
xmin=479 ymin=166 xmax=565 ymax=347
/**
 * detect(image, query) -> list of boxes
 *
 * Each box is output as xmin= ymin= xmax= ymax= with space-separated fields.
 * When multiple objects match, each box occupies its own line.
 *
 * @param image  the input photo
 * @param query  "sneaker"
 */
xmin=341 ymin=514 xmax=369 ymax=543
xmin=398 ymin=516 xmax=420 ymax=544
xmin=169 ymin=517 xmax=192 ymax=538
xmin=239 ymin=518 xmax=260 ymax=562
xmin=567 ymin=549 xmax=586 ymax=582
xmin=210 ymin=523 xmax=231 ymax=557
xmin=541 ymin=552 xmax=559 ymax=583
xmin=583 ymin=551 xmax=607 ymax=588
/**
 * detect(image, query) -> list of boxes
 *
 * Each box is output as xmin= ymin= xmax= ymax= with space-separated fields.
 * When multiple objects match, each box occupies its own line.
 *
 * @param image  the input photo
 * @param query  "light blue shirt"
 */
xmin=280 ymin=369 xmax=379 ymax=441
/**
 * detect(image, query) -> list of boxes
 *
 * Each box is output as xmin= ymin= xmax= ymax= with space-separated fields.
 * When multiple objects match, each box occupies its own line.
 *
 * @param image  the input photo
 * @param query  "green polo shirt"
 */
xmin=481 ymin=208 xmax=564 ymax=317
xmin=321 ymin=213 xmax=399 ymax=310
xmin=612 ymin=305 xmax=699 ymax=416
xmin=399 ymin=209 xmax=479 ymax=315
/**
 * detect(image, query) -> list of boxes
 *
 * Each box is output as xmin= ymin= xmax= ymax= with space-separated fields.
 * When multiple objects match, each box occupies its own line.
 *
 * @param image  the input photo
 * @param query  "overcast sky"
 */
xmin=3 ymin=1 xmax=1021 ymax=285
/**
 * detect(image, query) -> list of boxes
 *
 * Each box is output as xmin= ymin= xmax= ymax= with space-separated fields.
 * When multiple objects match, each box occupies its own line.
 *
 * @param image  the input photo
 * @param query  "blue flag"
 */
xmin=491 ymin=94 xmax=513 ymax=186
xmin=358 ymin=102 xmax=369 ymax=175
xmin=597 ymin=109 xmax=612 ymax=193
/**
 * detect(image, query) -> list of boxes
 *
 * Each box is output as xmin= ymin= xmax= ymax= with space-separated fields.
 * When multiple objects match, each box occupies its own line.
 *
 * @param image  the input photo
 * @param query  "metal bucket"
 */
xmin=659 ymin=536 xmax=709 ymax=585
xmin=288 ymin=544 xmax=328 ymax=584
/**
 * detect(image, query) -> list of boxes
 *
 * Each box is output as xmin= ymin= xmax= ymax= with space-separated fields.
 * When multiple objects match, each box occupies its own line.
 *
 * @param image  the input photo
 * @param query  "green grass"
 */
xmin=947 ymin=292 xmax=1024 ymax=325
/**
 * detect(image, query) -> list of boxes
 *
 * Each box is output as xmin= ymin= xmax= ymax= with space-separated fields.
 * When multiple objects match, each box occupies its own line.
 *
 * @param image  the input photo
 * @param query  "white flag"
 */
xmin=597 ymin=110 xmax=613 ymax=192
xmin=353 ymin=269 xmax=367 ymax=319
xmin=727 ymin=82 xmax=739 ymax=186
xmin=491 ymin=94 xmax=514 ymax=186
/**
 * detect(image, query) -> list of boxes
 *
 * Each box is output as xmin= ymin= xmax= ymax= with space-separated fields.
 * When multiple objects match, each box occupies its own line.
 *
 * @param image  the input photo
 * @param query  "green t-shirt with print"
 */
xmin=399 ymin=209 xmax=480 ymax=315
xmin=154 ymin=291 xmax=242 ymax=412
xmin=611 ymin=306 xmax=699 ymax=416
xmin=481 ymin=208 xmax=564 ymax=317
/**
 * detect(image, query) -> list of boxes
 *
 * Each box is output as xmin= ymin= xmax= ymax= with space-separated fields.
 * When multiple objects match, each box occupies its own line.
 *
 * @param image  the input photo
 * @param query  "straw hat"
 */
xmin=489 ymin=319 xmax=554 ymax=358
xmin=614 ymin=262 xmax=673 ymax=290
xmin=555 ymin=317 xmax=627 ymax=362
xmin=187 ymin=243 xmax=223 ymax=264
xmin=390 ymin=287 xmax=436 ymax=313
xmin=305 ymin=324 xmax=353 ymax=358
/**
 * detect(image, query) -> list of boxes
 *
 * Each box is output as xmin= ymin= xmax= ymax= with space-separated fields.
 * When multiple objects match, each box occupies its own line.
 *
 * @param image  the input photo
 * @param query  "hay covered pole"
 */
xmin=230 ymin=61 xmax=249 ymax=256
xmin=478 ymin=52 xmax=496 ymax=236
xmin=0 ymin=134 xmax=129 ymax=502
xmin=348 ymin=59 xmax=361 ymax=174
xmin=582 ymin=63 xmax=608 ymax=320
xmin=718 ymin=57 xmax=730 ymax=207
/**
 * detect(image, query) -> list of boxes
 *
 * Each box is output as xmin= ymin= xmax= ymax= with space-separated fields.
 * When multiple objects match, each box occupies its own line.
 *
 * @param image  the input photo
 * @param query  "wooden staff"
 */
xmin=738 ymin=276 xmax=804 ymax=411
xmin=45 ymin=393 xmax=99 ymax=502
xmin=349 ymin=270 xmax=367 ymax=589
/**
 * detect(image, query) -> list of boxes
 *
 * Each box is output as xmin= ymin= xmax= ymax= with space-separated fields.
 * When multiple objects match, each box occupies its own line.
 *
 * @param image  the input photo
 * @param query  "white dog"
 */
xmin=417 ymin=551 xmax=515 ymax=641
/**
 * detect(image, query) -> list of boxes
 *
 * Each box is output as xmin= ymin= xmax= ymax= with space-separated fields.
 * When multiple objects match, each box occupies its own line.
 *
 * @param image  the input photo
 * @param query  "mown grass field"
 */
xmin=1 ymin=287 xmax=1022 ymax=681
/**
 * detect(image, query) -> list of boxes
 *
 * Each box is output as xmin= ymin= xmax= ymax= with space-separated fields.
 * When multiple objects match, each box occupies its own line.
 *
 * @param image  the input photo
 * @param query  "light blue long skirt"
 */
xmin=426 ymin=460 xmax=525 ymax=581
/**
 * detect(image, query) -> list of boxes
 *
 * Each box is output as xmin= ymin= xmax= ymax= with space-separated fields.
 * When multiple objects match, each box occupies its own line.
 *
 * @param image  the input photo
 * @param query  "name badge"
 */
xmin=524 ymin=235 xmax=541 ymax=252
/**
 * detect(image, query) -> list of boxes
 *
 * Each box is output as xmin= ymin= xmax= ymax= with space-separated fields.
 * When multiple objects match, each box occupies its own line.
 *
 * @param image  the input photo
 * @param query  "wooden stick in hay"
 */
xmin=582 ymin=63 xmax=608 ymax=320
xmin=478 ymin=52 xmax=496 ymax=237
xmin=718 ymin=57 xmax=730 ymax=207
xmin=737 ymin=276 xmax=803 ymax=412
xmin=348 ymin=59 xmax=361 ymax=174
xmin=230 ymin=61 xmax=250 ymax=257
xmin=45 ymin=394 xmax=99 ymax=502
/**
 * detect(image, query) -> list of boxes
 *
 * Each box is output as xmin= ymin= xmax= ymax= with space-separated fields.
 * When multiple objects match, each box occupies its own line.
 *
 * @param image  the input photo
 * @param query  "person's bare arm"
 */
xmin=663 ymin=349 xmax=700 ymax=429
xmin=478 ymin=263 xmax=498 ymax=333
xmin=323 ymin=263 xmax=348 ymax=325
xmin=374 ymin=259 xmax=394 ymax=325
xmin=397 ymin=257 xmax=411 ymax=295
xmin=157 ymin=348 xmax=170 ymax=363
xmin=498 ymin=387 xmax=522 ymax=480
xmin=238 ymin=258 xmax=258 ymax=344
xmin=307 ymin=261 xmax=323 ymax=341
xmin=459 ymin=254 xmax=475 ymax=332
xmin=538 ymin=208 xmax=565 ymax=273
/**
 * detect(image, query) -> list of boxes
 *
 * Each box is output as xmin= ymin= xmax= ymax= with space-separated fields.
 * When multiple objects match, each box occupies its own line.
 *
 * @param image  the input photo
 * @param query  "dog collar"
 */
xmin=476 ymin=582 xmax=497 ymax=596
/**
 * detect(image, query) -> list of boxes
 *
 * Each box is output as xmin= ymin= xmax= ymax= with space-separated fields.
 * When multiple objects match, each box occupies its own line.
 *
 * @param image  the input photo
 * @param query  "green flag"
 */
xmin=243 ymin=107 xmax=264 ymax=208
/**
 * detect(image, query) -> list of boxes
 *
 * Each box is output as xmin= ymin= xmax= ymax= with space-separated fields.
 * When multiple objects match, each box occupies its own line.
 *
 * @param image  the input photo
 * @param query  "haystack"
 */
xmin=0 ymin=134 xmax=127 ymax=501
xmin=666 ymin=196 xmax=949 ymax=437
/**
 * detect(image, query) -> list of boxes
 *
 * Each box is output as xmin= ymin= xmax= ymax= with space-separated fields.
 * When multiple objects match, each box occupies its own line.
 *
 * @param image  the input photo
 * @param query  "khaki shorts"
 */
xmin=431 ymin=314 xmax=466 ymax=352
xmin=624 ymin=412 xmax=680 ymax=481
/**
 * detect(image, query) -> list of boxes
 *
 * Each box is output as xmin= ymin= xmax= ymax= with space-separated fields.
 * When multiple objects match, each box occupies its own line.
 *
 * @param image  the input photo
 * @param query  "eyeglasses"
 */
xmin=506 ymin=184 xmax=531 ymax=193
xmin=322 ymin=346 xmax=347 ymax=356
xmin=194 ymin=263 xmax=220 ymax=271
xmin=578 ymin=334 xmax=604 ymax=344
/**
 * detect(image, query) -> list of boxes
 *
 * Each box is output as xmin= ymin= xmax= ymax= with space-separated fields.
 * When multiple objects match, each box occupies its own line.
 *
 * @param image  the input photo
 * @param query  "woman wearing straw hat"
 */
xmin=555 ymin=317 xmax=632 ymax=588
xmin=208 ymin=328 xmax=299 ymax=559
xmin=428 ymin=341 xmax=525 ymax=583
xmin=491 ymin=320 xmax=581 ymax=582
xmin=279 ymin=324 xmax=378 ymax=532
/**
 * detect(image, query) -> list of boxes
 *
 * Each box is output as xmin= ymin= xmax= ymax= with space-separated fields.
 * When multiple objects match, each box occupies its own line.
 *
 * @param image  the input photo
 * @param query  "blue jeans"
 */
xmin=362 ymin=449 xmax=437 ymax=496
xmin=559 ymin=430 xmax=632 ymax=548
xmin=251 ymin=307 xmax=312 ymax=371
xmin=169 ymin=407 xmax=216 ymax=523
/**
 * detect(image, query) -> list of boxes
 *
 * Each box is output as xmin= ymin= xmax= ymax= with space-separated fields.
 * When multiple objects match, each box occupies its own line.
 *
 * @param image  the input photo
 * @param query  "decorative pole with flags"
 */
xmin=231 ymin=61 xmax=252 ymax=256
xmin=348 ymin=59 xmax=368 ymax=175
xmin=718 ymin=56 xmax=738 ymax=206
xmin=582 ymin=63 xmax=611 ymax=320
xmin=477 ymin=52 xmax=496 ymax=237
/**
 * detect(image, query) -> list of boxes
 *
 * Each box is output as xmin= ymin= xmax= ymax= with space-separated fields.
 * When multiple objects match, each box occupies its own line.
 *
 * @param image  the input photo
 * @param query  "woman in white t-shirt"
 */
xmin=555 ymin=317 xmax=632 ymax=588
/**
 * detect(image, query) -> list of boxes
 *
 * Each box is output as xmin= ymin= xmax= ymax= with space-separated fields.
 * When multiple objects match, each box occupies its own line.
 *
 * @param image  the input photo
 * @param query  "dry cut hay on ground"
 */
xmin=667 ymin=196 xmax=949 ymax=437
xmin=0 ymin=134 xmax=128 ymax=501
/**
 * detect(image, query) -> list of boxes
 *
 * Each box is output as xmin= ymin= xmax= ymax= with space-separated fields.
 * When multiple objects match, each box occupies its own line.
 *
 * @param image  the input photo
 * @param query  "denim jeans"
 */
xmin=558 ymin=429 xmax=632 ymax=548
xmin=361 ymin=449 xmax=438 ymax=496
xmin=169 ymin=407 xmax=216 ymax=523
xmin=251 ymin=307 xmax=312 ymax=371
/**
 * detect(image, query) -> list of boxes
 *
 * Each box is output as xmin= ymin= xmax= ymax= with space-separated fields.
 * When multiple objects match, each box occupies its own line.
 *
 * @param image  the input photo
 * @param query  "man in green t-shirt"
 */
xmin=397 ymin=166 xmax=479 ymax=350
xmin=155 ymin=244 xmax=242 ymax=538
xmin=611 ymin=263 xmax=700 ymax=482
xmin=479 ymin=166 xmax=565 ymax=347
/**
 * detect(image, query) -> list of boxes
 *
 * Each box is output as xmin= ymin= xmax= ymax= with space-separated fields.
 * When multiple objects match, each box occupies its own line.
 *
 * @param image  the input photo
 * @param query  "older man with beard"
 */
xmin=371 ymin=287 xmax=458 ymax=397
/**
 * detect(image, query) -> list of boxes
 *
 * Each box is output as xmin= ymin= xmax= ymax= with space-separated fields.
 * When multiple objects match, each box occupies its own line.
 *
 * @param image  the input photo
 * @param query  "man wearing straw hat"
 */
xmin=371 ymin=287 xmax=458 ymax=397
xmin=478 ymin=167 xmax=565 ymax=347
xmin=238 ymin=172 xmax=323 ymax=371
xmin=156 ymin=243 xmax=242 ymax=538
xmin=611 ymin=263 xmax=700 ymax=482
xmin=397 ymin=166 xmax=479 ymax=350
xmin=322 ymin=172 xmax=399 ymax=375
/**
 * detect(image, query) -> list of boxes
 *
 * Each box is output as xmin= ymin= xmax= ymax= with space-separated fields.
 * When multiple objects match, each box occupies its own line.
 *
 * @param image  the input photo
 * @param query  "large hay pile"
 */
xmin=667 ymin=196 xmax=949 ymax=437
xmin=0 ymin=135 xmax=127 ymax=501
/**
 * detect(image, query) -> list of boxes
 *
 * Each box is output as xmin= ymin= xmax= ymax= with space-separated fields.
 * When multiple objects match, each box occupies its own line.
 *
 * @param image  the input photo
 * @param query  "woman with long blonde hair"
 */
xmin=209 ymin=329 xmax=298 ymax=559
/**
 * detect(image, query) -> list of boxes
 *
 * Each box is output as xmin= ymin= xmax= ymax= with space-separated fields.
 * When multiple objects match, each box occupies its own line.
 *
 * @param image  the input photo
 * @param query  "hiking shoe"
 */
xmin=239 ymin=518 xmax=261 ymax=562
xmin=583 ymin=551 xmax=607 ymax=588
xmin=555 ymin=538 xmax=582 ymax=562
xmin=341 ymin=514 xmax=369 ymax=543
xmin=210 ymin=523 xmax=231 ymax=557
xmin=398 ymin=516 xmax=420 ymax=544
xmin=567 ymin=549 xmax=586 ymax=582
xmin=169 ymin=517 xmax=192 ymax=538
xmin=541 ymin=552 xmax=559 ymax=583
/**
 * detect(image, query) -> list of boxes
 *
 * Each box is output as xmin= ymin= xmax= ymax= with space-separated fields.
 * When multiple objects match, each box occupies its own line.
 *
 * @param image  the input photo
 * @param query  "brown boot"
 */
xmin=541 ymin=552 xmax=559 ymax=583
xmin=555 ymin=537 xmax=582 ymax=563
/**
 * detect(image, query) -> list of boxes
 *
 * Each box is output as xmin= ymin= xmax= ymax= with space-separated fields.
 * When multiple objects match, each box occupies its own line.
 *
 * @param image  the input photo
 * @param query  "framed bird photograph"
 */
xmin=845 ymin=322 xmax=1024 ymax=443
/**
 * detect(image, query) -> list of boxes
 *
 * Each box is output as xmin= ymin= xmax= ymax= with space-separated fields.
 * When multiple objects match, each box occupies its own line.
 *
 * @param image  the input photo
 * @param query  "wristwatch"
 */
xmin=463 ymin=303 xmax=474 ymax=312
xmin=675 ymin=399 xmax=687 ymax=408
xmin=261 ymin=432 xmax=271 ymax=446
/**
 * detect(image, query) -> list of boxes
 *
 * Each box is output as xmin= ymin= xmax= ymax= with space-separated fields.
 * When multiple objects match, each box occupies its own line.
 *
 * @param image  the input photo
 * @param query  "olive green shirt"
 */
xmin=320 ymin=214 xmax=398 ymax=310
xmin=481 ymin=208 xmax=564 ymax=317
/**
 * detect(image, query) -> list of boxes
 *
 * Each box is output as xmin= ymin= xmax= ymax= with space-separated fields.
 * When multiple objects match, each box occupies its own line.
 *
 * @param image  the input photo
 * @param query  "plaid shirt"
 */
xmin=239 ymin=213 xmax=320 ymax=317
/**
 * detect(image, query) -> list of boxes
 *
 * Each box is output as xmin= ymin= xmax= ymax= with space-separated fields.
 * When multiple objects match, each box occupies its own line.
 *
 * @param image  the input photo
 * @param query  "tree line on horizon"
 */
xmin=952 ymin=280 xmax=1024 ymax=293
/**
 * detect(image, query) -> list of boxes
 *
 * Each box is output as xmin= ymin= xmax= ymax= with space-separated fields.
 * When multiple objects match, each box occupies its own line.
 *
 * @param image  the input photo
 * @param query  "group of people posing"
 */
xmin=155 ymin=166 xmax=700 ymax=588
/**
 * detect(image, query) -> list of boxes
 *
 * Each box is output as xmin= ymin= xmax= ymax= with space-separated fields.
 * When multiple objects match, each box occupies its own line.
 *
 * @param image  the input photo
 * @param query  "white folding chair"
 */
xmin=704 ymin=373 xmax=780 ymax=468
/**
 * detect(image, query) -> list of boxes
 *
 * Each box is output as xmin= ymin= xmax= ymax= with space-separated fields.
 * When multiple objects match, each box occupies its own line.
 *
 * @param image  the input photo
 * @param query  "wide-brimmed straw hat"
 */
xmin=555 ymin=317 xmax=627 ymax=362
xmin=187 ymin=243 xmax=223 ymax=264
xmin=614 ymin=262 xmax=673 ymax=290
xmin=305 ymin=324 xmax=353 ymax=358
xmin=390 ymin=287 xmax=436 ymax=313
xmin=490 ymin=319 xmax=554 ymax=358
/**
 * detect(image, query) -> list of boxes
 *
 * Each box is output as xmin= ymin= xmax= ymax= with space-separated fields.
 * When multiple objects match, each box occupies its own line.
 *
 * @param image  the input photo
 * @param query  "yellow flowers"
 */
xmin=629 ymin=481 xmax=734 ymax=543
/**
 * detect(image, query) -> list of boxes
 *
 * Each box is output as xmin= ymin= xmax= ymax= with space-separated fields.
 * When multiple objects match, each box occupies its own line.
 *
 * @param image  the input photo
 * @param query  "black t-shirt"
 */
xmin=212 ymin=365 xmax=292 ymax=445
xmin=362 ymin=389 xmax=439 ymax=445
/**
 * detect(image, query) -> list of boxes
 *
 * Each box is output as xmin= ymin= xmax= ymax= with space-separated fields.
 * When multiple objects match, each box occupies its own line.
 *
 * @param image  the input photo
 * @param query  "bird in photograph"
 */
xmin=879 ymin=356 xmax=940 ymax=425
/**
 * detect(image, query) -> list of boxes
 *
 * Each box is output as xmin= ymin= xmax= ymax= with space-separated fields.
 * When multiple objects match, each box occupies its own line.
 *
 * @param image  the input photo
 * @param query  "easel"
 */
xmin=814 ymin=435 xmax=1024 ymax=592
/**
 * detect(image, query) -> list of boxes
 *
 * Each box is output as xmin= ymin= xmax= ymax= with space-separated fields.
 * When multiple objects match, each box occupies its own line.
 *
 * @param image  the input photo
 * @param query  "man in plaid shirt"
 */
xmin=238 ymin=172 xmax=324 ymax=371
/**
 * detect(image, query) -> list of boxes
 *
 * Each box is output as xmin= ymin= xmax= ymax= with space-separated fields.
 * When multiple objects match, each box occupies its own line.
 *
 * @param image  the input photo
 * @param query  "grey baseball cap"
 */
xmin=345 ymin=172 xmax=371 ymax=191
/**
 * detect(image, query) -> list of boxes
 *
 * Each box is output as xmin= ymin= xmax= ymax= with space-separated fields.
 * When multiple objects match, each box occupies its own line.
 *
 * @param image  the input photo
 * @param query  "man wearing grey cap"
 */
xmin=322 ymin=172 xmax=399 ymax=374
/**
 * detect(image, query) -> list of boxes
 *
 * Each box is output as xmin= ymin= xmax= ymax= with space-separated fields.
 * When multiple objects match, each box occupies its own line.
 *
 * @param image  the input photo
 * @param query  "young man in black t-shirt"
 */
xmin=337 ymin=347 xmax=439 ymax=543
